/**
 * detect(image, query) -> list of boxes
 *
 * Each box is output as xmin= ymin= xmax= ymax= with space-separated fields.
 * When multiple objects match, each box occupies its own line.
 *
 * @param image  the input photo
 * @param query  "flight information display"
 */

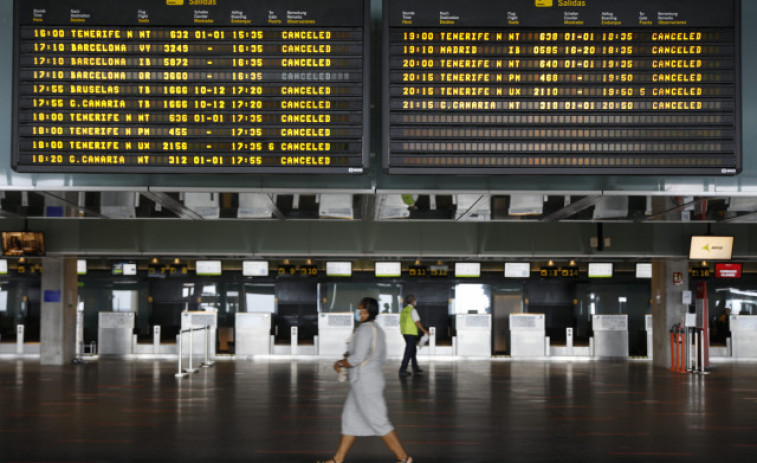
xmin=383 ymin=0 xmax=741 ymax=174
xmin=13 ymin=0 xmax=369 ymax=173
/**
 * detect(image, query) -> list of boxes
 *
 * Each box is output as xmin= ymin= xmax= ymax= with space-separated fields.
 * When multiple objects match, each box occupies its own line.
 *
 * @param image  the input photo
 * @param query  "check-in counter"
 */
xmin=376 ymin=314 xmax=404 ymax=358
xmin=317 ymin=313 xmax=354 ymax=356
xmin=98 ymin=312 xmax=135 ymax=356
xmin=180 ymin=311 xmax=217 ymax=358
xmin=730 ymin=315 xmax=757 ymax=359
xmin=456 ymin=314 xmax=491 ymax=357
xmin=510 ymin=314 xmax=546 ymax=358
xmin=235 ymin=312 xmax=273 ymax=357
xmin=593 ymin=314 xmax=628 ymax=359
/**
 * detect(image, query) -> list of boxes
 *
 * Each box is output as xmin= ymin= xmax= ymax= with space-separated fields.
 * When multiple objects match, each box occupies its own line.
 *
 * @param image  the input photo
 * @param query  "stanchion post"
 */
xmin=186 ymin=328 xmax=198 ymax=374
xmin=698 ymin=329 xmax=710 ymax=375
xmin=175 ymin=331 xmax=188 ymax=378
xmin=689 ymin=328 xmax=699 ymax=372
xmin=202 ymin=325 xmax=215 ymax=368
xmin=670 ymin=332 xmax=675 ymax=372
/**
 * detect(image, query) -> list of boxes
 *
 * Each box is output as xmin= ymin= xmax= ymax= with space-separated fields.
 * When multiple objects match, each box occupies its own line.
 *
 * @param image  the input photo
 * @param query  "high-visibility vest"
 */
xmin=400 ymin=305 xmax=418 ymax=336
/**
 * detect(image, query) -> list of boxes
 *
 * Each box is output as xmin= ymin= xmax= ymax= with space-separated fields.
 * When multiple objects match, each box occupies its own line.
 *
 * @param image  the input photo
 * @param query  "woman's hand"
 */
xmin=333 ymin=359 xmax=352 ymax=372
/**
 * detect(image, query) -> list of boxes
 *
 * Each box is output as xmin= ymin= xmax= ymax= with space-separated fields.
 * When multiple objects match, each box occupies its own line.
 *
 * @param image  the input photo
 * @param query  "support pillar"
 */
xmin=651 ymin=259 xmax=689 ymax=369
xmin=40 ymin=257 xmax=78 ymax=365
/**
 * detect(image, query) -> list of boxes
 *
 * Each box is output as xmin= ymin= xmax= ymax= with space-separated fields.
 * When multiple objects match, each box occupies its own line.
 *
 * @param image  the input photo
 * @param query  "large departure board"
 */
xmin=13 ymin=0 xmax=369 ymax=173
xmin=383 ymin=0 xmax=741 ymax=175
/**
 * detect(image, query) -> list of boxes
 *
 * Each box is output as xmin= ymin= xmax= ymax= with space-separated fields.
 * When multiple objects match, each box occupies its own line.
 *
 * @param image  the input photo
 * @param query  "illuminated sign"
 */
xmin=538 ymin=264 xmax=578 ymax=278
xmin=409 ymin=265 xmax=428 ymax=277
xmin=326 ymin=261 xmax=352 ymax=277
xmin=715 ymin=263 xmax=742 ymax=279
xmin=540 ymin=265 xmax=558 ymax=278
xmin=196 ymin=260 xmax=222 ymax=276
xmin=13 ymin=0 xmax=369 ymax=173
xmin=505 ymin=262 xmax=530 ymax=278
xmin=588 ymin=263 xmax=613 ymax=278
xmin=689 ymin=236 xmax=734 ymax=260
xmin=77 ymin=259 xmax=87 ymax=275
xmin=112 ymin=262 xmax=137 ymax=275
xmin=429 ymin=264 xmax=449 ymax=277
xmin=243 ymin=260 xmax=269 ymax=277
xmin=455 ymin=262 xmax=480 ymax=278
xmin=277 ymin=264 xmax=296 ymax=276
xmin=635 ymin=262 xmax=652 ymax=279
xmin=0 ymin=260 xmax=8 ymax=275
xmin=690 ymin=266 xmax=711 ymax=280
xmin=383 ymin=0 xmax=741 ymax=174
xmin=299 ymin=264 xmax=318 ymax=276
xmin=375 ymin=261 xmax=401 ymax=277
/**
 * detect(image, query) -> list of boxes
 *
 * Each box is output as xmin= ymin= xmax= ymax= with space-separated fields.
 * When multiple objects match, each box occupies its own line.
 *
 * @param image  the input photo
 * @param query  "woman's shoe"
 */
xmin=397 ymin=457 xmax=413 ymax=463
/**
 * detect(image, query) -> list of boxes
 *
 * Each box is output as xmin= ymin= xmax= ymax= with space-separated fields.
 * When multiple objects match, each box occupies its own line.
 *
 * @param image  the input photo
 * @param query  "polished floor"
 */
xmin=2 ymin=357 xmax=757 ymax=462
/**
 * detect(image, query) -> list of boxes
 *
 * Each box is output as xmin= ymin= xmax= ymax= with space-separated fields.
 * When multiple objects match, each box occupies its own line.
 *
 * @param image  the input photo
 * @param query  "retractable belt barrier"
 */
xmin=670 ymin=326 xmax=686 ymax=373
xmin=670 ymin=325 xmax=709 ymax=375
xmin=175 ymin=326 xmax=215 ymax=379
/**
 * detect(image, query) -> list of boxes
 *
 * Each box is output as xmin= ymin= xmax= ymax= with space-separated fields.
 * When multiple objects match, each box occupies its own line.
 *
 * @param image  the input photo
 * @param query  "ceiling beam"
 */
xmin=641 ymin=197 xmax=724 ymax=222
xmin=140 ymin=192 xmax=204 ymax=220
xmin=540 ymin=195 xmax=602 ymax=222
xmin=36 ymin=191 xmax=106 ymax=218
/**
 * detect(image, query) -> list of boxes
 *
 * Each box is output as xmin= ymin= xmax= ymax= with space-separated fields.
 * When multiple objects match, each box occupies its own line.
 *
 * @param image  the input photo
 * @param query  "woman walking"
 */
xmin=318 ymin=297 xmax=413 ymax=463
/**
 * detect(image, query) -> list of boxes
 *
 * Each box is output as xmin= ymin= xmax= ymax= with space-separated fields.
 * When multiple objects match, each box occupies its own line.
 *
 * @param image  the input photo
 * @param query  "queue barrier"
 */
xmin=670 ymin=325 xmax=708 ymax=375
xmin=670 ymin=326 xmax=686 ymax=373
xmin=175 ymin=325 xmax=214 ymax=379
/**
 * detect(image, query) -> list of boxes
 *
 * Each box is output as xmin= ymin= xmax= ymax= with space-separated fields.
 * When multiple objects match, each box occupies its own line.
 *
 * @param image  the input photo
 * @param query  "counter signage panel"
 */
xmin=715 ymin=263 xmax=741 ymax=279
xmin=299 ymin=264 xmax=318 ymax=276
xmin=690 ymin=266 xmax=711 ymax=280
xmin=504 ymin=262 xmax=530 ymax=278
xmin=408 ymin=264 xmax=428 ymax=277
xmin=635 ymin=262 xmax=652 ymax=279
xmin=243 ymin=260 xmax=269 ymax=277
xmin=383 ymin=0 xmax=741 ymax=174
xmin=13 ymin=0 xmax=370 ymax=173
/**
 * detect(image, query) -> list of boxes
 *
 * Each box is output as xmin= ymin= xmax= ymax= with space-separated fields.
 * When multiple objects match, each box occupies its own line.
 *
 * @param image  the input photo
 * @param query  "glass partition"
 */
xmin=321 ymin=282 xmax=402 ymax=314
xmin=450 ymin=284 xmax=491 ymax=315
xmin=111 ymin=290 xmax=137 ymax=313
xmin=244 ymin=284 xmax=276 ymax=313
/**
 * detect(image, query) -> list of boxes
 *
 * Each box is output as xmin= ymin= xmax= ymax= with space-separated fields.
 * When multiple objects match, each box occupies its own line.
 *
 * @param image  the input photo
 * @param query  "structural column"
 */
xmin=40 ymin=257 xmax=78 ymax=365
xmin=651 ymin=259 xmax=689 ymax=369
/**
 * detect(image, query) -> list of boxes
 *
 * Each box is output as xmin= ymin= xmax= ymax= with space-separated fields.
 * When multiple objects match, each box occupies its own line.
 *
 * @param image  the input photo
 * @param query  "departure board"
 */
xmin=383 ymin=0 xmax=741 ymax=175
xmin=13 ymin=0 xmax=369 ymax=173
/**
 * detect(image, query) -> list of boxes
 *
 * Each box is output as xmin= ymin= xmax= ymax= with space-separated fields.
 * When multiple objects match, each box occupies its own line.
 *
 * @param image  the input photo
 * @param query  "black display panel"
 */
xmin=13 ymin=0 xmax=369 ymax=173
xmin=383 ymin=0 xmax=741 ymax=175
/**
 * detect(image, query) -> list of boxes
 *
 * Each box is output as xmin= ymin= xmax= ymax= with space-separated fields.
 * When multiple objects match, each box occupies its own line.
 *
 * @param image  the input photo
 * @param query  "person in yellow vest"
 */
xmin=399 ymin=295 xmax=429 ymax=377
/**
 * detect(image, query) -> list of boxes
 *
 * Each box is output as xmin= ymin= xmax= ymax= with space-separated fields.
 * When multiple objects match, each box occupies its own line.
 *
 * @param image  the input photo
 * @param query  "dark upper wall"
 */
xmin=0 ymin=218 xmax=754 ymax=258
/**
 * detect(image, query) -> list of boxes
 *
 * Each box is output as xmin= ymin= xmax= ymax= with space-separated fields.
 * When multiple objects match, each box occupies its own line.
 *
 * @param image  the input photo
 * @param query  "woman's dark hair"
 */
xmin=360 ymin=297 xmax=379 ymax=322
xmin=404 ymin=294 xmax=415 ymax=305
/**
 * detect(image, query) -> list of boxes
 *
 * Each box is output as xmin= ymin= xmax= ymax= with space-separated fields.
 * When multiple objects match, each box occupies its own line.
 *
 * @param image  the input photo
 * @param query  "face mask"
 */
xmin=354 ymin=311 xmax=361 ymax=322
